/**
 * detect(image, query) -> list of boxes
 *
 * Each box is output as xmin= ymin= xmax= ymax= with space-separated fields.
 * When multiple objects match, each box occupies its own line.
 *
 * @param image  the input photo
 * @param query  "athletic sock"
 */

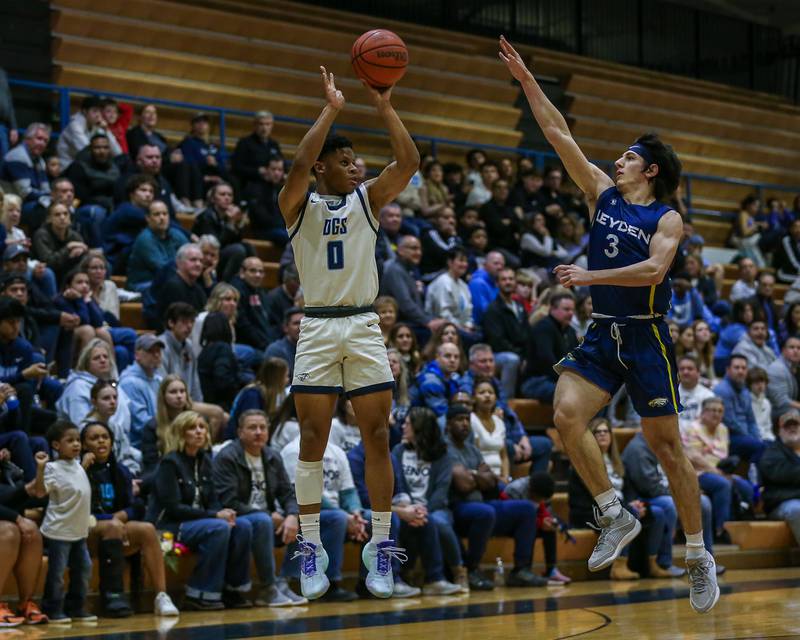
xmin=685 ymin=531 xmax=706 ymax=560
xmin=594 ymin=488 xmax=622 ymax=519
xmin=370 ymin=511 xmax=392 ymax=544
xmin=299 ymin=513 xmax=321 ymax=546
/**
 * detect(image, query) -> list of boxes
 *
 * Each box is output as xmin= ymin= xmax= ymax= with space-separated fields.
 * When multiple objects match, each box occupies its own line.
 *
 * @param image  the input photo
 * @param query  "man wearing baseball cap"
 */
xmin=118 ymin=334 xmax=165 ymax=447
xmin=759 ymin=411 xmax=800 ymax=545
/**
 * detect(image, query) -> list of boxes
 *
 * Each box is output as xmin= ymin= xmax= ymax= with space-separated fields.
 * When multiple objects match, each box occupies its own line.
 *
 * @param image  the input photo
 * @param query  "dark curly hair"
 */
xmin=633 ymin=132 xmax=682 ymax=201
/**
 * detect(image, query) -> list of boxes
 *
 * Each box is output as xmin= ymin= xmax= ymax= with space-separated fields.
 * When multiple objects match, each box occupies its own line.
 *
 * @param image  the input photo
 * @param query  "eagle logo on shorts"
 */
xmin=648 ymin=397 xmax=668 ymax=408
xmin=296 ymin=372 xmax=311 ymax=382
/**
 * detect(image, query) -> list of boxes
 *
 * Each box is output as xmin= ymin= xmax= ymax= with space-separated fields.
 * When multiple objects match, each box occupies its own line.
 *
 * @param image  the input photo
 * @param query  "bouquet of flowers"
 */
xmin=160 ymin=532 xmax=189 ymax=572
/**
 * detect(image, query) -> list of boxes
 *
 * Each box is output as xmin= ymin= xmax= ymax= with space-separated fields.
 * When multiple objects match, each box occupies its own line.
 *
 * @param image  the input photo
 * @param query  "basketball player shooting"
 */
xmin=499 ymin=37 xmax=719 ymax=613
xmin=278 ymin=67 xmax=420 ymax=600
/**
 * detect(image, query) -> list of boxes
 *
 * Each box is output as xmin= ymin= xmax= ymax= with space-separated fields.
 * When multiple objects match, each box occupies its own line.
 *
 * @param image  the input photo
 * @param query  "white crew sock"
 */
xmin=370 ymin=511 xmax=392 ymax=544
xmin=299 ymin=513 xmax=321 ymax=546
xmin=295 ymin=459 xmax=324 ymax=545
xmin=594 ymin=488 xmax=622 ymax=519
xmin=685 ymin=531 xmax=706 ymax=560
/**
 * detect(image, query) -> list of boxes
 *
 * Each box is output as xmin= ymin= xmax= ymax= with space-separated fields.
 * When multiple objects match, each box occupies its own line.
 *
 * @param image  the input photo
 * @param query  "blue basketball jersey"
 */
xmin=588 ymin=187 xmax=674 ymax=317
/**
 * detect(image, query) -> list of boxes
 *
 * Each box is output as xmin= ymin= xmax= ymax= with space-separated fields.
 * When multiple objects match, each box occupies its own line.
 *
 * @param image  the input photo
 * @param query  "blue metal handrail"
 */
xmin=10 ymin=77 xmax=799 ymax=216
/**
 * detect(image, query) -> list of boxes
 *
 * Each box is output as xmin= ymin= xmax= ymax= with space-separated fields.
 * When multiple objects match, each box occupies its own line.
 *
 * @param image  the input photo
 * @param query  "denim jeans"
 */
xmin=282 ymin=509 xmax=348 ymax=582
xmin=529 ymin=434 xmax=554 ymax=472
xmin=74 ymin=205 xmax=108 ymax=249
xmin=430 ymin=509 xmax=463 ymax=568
xmin=453 ymin=499 xmax=537 ymax=570
xmin=110 ymin=326 xmax=137 ymax=371
xmin=399 ymin=517 xmax=446 ymax=582
xmin=729 ymin=434 xmax=766 ymax=464
xmin=698 ymin=472 xmax=754 ymax=533
xmin=42 ymin=537 xmax=92 ymax=617
xmin=520 ymin=375 xmax=556 ymax=404
xmin=233 ymin=343 xmax=260 ymax=382
xmin=770 ymin=498 xmax=800 ymax=545
xmin=647 ymin=495 xmax=678 ymax=566
xmin=28 ymin=266 xmax=57 ymax=299
xmin=0 ymin=430 xmax=36 ymax=480
xmin=494 ymin=351 xmax=520 ymax=399
xmin=238 ymin=511 xmax=277 ymax=587
xmin=700 ymin=493 xmax=714 ymax=551
xmin=0 ymin=124 xmax=9 ymax=159
xmin=178 ymin=517 xmax=253 ymax=601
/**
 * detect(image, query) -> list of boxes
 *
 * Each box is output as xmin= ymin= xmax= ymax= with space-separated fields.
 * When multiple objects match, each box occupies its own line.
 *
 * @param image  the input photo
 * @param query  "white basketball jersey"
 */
xmin=288 ymin=184 xmax=379 ymax=307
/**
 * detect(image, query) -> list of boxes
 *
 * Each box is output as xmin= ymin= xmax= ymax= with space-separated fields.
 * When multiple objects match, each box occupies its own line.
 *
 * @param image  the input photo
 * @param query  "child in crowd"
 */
xmin=36 ymin=420 xmax=95 ymax=623
xmin=747 ymin=367 xmax=773 ymax=441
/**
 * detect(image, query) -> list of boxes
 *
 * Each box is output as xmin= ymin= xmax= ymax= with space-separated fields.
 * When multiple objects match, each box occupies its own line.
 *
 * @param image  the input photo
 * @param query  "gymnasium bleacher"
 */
xmin=3 ymin=0 xmax=797 ymax=598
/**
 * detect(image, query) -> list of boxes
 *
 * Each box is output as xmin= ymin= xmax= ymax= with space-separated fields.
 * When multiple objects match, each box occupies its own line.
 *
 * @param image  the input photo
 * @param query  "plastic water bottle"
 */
xmin=494 ymin=557 xmax=505 ymax=587
xmin=5 ymin=394 xmax=18 ymax=410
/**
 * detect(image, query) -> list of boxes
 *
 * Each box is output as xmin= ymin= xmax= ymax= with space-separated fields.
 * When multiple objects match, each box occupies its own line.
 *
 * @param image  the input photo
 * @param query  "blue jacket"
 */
xmin=0 ymin=337 xmax=35 ymax=385
xmin=55 ymin=295 xmax=104 ymax=328
xmin=715 ymin=322 xmax=747 ymax=362
xmin=118 ymin=362 xmax=161 ymax=447
xmin=468 ymin=268 xmax=498 ymax=325
xmin=713 ymin=376 xmax=760 ymax=439
xmin=127 ymin=227 xmax=187 ymax=287
xmin=416 ymin=360 xmax=460 ymax=417
xmin=1 ymin=144 xmax=49 ymax=205
xmin=391 ymin=442 xmax=453 ymax=511
xmin=226 ymin=386 xmax=264 ymax=441
xmin=179 ymin=135 xmax=224 ymax=168
xmin=668 ymin=289 xmax=718 ymax=332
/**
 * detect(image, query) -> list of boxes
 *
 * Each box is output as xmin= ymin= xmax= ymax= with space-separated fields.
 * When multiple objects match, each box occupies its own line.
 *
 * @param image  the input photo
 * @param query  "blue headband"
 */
xmin=628 ymin=143 xmax=655 ymax=167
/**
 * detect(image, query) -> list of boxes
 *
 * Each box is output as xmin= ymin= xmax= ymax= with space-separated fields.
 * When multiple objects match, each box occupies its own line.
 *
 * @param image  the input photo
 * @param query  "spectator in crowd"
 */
xmin=381 ymin=235 xmax=445 ymax=333
xmin=464 ymin=148 xmax=486 ymax=189
xmin=570 ymin=291 xmax=592 ymax=339
xmin=480 ymin=179 xmax=521 ymax=258
xmin=482 ymin=267 xmax=528 ymax=399
xmin=280 ymin=425 xmax=363 ymax=603
xmin=32 ymin=203 xmax=88 ymax=285
xmin=678 ymin=355 xmax=715 ymax=433
xmin=80 ymin=421 xmax=179 ymax=617
xmin=668 ymin=272 xmax=714 ymax=330
xmin=419 ymin=161 xmax=452 ymax=220
xmin=465 ymin=161 xmax=498 ymax=208
xmin=83 ymin=254 xmax=133 ymax=357
xmin=682 ymin=397 xmax=755 ymax=542
xmin=198 ymin=312 xmax=250 ymax=411
xmin=0 ymin=271 xmax=53 ymax=354
xmin=424 ymin=247 xmax=474 ymax=335
xmin=264 ymin=307 xmax=303 ymax=377
xmin=126 ymin=200 xmax=186 ymax=292
xmin=83 ymin=380 xmax=140 ymax=476
xmin=555 ymin=214 xmax=588 ymax=266
xmin=734 ymin=196 xmax=766 ymax=268
xmin=192 ymin=183 xmax=252 ymax=282
xmin=470 ymin=378 xmax=509 ymax=480
xmin=104 ymin=174 xmax=158 ymax=272
xmin=537 ymin=166 xmax=568 ymax=233
xmin=622 ymin=432 xmax=706 ymax=574
xmin=375 ymin=203 xmax=404 ymax=268
xmin=522 ymin=291 xmax=578 ymax=403
xmin=417 ymin=342 xmax=461 ymax=417
xmin=198 ymin=234 xmax=220 ymax=293
xmin=226 ymin=357 xmax=288 ymax=441
xmin=375 ymin=296 xmax=398 ymax=347
xmin=212 ymin=409 xmax=306 ymax=606
xmin=755 ymin=271 xmax=780 ymax=335
xmin=729 ymin=257 xmax=759 ymax=302
xmin=263 ymin=264 xmax=300 ymax=344
xmin=57 ymin=338 xmax=129 ymax=434
xmin=65 ymin=132 xmax=120 ymax=217
xmin=387 ymin=348 xmax=415 ymax=440
xmin=767 ymin=336 xmax=800 ymax=419
xmin=38 ymin=421 xmax=95 ymax=623
xmin=774 ymin=218 xmax=800 ymax=285
xmin=2 ymin=194 xmax=28 ymax=251
xmin=684 ymin=254 xmax=718 ymax=309
xmin=419 ymin=207 xmax=461 ymax=275
xmin=509 ymin=168 xmax=543 ymax=215
xmin=747 ymin=367 xmax=773 ymax=441
xmin=153 ymin=243 xmax=208 ymax=326
xmin=692 ymin=320 xmax=716 ymax=385
xmin=732 ymin=319 xmax=777 ymax=371
xmin=158 ymin=302 xmax=203 ymax=401
xmin=714 ymin=300 xmax=756 ymax=376
xmin=178 ymin=113 xmax=226 ymax=207
xmin=713 ymin=355 xmax=766 ymax=463
xmin=2 ymin=123 xmax=51 ymax=229
xmin=759 ymin=411 xmax=800 ymax=545
xmin=99 ymin=98 xmax=132 ymax=156
xmin=469 ymin=250 xmax=505 ymax=326
xmin=328 ymin=396 xmax=363 ymax=454
xmin=0 ymin=67 xmax=17 ymax=158
xmin=56 ymin=97 xmax=121 ymax=171
xmin=779 ymin=302 xmax=800 ymax=345
xmin=445 ymin=404 xmax=542 ymax=589
xmin=49 ymin=176 xmax=106 ymax=251
xmin=153 ymin=411 xmax=255 ymax=610
xmin=232 ymin=257 xmax=271 ymax=351
xmin=389 ymin=322 xmax=422 ymax=377
xmin=246 ymin=156 xmax=287 ymax=245
xmin=232 ymin=111 xmax=283 ymax=196
xmin=391 ymin=407 xmax=467 ymax=592
xmin=512 ymin=269 xmax=538 ymax=315
xmin=140 ymin=375 xmax=192 ymax=481
xmin=118 ymin=334 xmax=164 ymax=447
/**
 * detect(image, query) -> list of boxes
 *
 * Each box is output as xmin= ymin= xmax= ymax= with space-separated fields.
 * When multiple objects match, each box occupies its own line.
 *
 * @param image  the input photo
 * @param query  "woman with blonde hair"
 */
xmin=139 ymin=374 xmax=193 ymax=483
xmin=153 ymin=411 xmax=255 ymax=610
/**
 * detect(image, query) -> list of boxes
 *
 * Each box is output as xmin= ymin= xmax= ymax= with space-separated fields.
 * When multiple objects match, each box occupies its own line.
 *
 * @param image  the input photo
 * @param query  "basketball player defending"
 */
xmin=499 ymin=37 xmax=718 ymax=613
xmin=278 ymin=68 xmax=419 ymax=600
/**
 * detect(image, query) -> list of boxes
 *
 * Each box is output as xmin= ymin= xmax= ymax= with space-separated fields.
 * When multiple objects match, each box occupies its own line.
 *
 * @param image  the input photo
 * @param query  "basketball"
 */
xmin=351 ymin=29 xmax=408 ymax=89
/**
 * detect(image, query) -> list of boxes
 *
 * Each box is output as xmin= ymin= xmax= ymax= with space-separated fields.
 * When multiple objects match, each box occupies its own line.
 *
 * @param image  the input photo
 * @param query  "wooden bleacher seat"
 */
xmin=120 ymin=302 xmax=145 ymax=331
xmin=508 ymin=398 xmax=554 ymax=430
xmin=724 ymin=521 xmax=797 ymax=550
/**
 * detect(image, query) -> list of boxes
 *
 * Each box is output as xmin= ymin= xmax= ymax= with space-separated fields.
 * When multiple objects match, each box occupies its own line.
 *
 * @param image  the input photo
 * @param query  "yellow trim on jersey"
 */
xmin=651 ymin=324 xmax=679 ymax=414
xmin=648 ymin=285 xmax=656 ymax=315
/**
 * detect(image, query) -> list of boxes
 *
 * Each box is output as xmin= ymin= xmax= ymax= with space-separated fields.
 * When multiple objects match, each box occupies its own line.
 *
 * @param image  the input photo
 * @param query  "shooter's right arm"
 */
xmin=278 ymin=67 xmax=344 ymax=227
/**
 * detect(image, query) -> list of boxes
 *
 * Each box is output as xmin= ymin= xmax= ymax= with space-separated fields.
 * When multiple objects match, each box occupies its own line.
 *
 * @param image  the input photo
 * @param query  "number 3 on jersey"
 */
xmin=327 ymin=240 xmax=344 ymax=270
xmin=604 ymin=233 xmax=619 ymax=258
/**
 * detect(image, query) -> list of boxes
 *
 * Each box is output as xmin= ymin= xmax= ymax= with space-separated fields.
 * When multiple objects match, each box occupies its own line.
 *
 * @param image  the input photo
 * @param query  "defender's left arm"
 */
xmin=554 ymin=210 xmax=682 ymax=288
xmin=364 ymin=84 xmax=420 ymax=214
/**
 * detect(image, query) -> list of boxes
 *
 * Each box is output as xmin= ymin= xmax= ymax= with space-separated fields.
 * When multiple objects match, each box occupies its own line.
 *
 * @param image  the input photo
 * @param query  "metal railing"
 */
xmin=10 ymin=77 xmax=800 ymax=218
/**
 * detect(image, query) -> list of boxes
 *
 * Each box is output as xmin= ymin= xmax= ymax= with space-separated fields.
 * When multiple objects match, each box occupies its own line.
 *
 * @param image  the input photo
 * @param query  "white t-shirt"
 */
xmin=41 ymin=458 xmax=92 ymax=541
xmin=752 ymin=392 xmax=775 ymax=441
xmin=246 ymin=451 xmax=268 ymax=510
xmin=470 ymin=412 xmax=506 ymax=477
xmin=281 ymin=437 xmax=354 ymax=509
xmin=401 ymin=449 xmax=431 ymax=505
xmin=329 ymin=418 xmax=362 ymax=453
xmin=678 ymin=383 xmax=715 ymax=433
xmin=270 ymin=419 xmax=300 ymax=453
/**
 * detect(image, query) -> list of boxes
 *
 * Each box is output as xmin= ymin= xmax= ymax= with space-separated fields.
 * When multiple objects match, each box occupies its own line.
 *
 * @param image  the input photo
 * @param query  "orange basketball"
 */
xmin=351 ymin=29 xmax=408 ymax=89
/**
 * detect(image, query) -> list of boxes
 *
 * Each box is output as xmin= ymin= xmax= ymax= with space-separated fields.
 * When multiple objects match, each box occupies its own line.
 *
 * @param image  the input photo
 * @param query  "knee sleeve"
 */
xmin=295 ymin=459 xmax=324 ymax=506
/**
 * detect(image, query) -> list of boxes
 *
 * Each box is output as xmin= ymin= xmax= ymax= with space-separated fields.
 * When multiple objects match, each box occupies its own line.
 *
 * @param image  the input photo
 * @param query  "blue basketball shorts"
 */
xmin=554 ymin=318 xmax=683 ymax=417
